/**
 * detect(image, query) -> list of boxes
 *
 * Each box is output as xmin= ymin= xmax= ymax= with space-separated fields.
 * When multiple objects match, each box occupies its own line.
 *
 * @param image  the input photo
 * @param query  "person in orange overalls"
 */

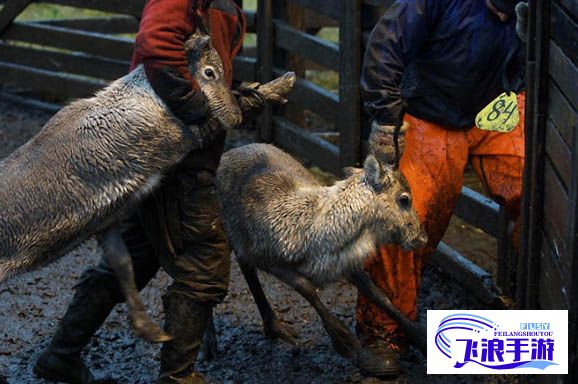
xmin=33 ymin=1 xmax=255 ymax=383
xmin=358 ymin=0 xmax=528 ymax=377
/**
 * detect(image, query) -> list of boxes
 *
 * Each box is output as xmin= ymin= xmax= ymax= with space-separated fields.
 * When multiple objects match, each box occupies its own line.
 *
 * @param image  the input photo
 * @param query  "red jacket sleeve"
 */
xmin=130 ymin=0 xmax=246 ymax=86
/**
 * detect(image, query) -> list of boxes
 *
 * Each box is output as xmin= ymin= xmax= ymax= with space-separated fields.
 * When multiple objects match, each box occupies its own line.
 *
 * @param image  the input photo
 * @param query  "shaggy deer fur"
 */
xmin=215 ymin=143 xmax=428 ymax=363
xmin=0 ymin=32 xmax=295 ymax=342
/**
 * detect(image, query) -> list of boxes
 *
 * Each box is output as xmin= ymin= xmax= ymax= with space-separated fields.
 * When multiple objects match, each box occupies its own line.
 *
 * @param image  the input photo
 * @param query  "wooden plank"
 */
xmin=545 ymin=120 xmax=572 ymax=190
xmin=233 ymin=55 xmax=257 ymax=82
xmin=0 ymin=42 xmax=129 ymax=80
xmin=542 ymin=158 xmax=571 ymax=272
xmin=497 ymin=206 xmax=515 ymax=297
xmin=556 ymin=0 xmax=578 ymax=24
xmin=0 ymin=0 xmax=33 ymax=34
xmin=34 ymin=0 xmax=146 ymax=18
xmin=304 ymin=10 xmax=338 ymax=30
xmin=432 ymin=242 xmax=507 ymax=308
xmin=551 ymin=2 xmax=578 ymax=65
xmin=281 ymin=75 xmax=341 ymax=124
xmin=3 ymin=21 xmax=134 ymax=61
xmin=33 ymin=11 xmax=250 ymax=34
xmin=282 ymin=2 xmax=307 ymax=130
xmin=547 ymin=79 xmax=576 ymax=147
xmin=362 ymin=0 xmax=395 ymax=7
xmin=538 ymin=231 xmax=569 ymax=309
xmin=549 ymin=41 xmax=578 ymax=110
xmin=286 ymin=0 xmax=339 ymax=20
xmin=272 ymin=116 xmax=340 ymax=175
xmin=274 ymin=19 xmax=339 ymax=71
xmin=256 ymin=0 xmax=274 ymax=142
xmin=0 ymin=61 xmax=106 ymax=99
xmin=245 ymin=10 xmax=256 ymax=33
xmin=34 ymin=16 xmax=139 ymax=34
xmin=0 ymin=90 xmax=61 ymax=112
xmin=339 ymin=0 xmax=362 ymax=169
xmin=540 ymin=228 xmax=571 ymax=294
xmin=568 ymin=105 xmax=578 ymax=384
xmin=454 ymin=187 xmax=501 ymax=238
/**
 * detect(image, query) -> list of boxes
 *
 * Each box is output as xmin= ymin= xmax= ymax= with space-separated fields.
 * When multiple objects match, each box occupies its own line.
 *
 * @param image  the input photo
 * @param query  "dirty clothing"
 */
xmin=356 ymin=93 xmax=526 ymax=340
xmin=361 ymin=0 xmax=525 ymax=129
xmin=67 ymin=0 xmax=244 ymax=310
xmin=81 ymin=168 xmax=231 ymax=306
xmin=37 ymin=1 xmax=245 ymax=382
xmin=34 ymin=167 xmax=230 ymax=384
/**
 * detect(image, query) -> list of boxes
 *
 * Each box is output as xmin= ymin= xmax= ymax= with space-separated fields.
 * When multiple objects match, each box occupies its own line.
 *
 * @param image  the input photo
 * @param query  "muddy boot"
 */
xmin=158 ymin=294 xmax=211 ymax=384
xmin=358 ymin=338 xmax=402 ymax=378
xmin=33 ymin=275 xmax=118 ymax=384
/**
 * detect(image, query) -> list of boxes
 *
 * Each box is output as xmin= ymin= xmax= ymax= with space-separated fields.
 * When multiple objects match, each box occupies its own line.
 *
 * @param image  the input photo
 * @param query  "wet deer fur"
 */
xmin=216 ymin=143 xmax=428 ymax=357
xmin=0 ymin=32 xmax=295 ymax=342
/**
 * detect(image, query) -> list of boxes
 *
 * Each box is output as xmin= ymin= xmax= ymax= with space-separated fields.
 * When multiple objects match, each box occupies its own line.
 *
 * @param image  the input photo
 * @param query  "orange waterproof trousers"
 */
xmin=356 ymin=93 xmax=526 ymax=342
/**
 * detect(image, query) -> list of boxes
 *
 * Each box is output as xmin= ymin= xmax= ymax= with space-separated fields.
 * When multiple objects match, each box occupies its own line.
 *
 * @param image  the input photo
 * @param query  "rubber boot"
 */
xmin=33 ymin=274 xmax=119 ymax=384
xmin=357 ymin=335 xmax=402 ymax=378
xmin=158 ymin=294 xmax=211 ymax=384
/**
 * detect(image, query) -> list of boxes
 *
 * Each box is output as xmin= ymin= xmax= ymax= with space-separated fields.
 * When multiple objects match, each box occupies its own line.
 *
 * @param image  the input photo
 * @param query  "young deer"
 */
xmin=215 ymin=143 xmax=428 ymax=370
xmin=0 ymin=32 xmax=295 ymax=343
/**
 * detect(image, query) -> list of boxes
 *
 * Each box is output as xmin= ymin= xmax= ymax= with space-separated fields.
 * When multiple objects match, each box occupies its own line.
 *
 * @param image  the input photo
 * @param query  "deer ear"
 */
xmin=364 ymin=155 xmax=382 ymax=186
xmin=364 ymin=155 xmax=392 ymax=190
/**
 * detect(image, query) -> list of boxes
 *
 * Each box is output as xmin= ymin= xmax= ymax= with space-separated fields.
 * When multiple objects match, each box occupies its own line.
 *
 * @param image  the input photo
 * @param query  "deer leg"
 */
xmin=348 ymin=270 xmax=426 ymax=354
xmin=270 ymin=268 xmax=361 ymax=358
xmin=238 ymin=258 xmax=299 ymax=344
xmin=97 ymin=226 xmax=171 ymax=343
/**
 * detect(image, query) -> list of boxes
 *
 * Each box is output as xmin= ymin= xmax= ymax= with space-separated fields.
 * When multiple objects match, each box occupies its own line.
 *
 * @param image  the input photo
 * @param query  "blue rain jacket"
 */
xmin=361 ymin=0 xmax=525 ymax=129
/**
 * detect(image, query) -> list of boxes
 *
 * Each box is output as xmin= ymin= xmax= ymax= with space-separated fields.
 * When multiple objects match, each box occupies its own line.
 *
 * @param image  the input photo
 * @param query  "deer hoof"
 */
xmin=132 ymin=317 xmax=173 ymax=343
xmin=264 ymin=320 xmax=299 ymax=345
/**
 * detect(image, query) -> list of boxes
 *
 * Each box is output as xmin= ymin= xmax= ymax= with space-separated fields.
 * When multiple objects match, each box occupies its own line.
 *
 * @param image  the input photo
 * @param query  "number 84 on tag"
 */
xmin=476 ymin=92 xmax=519 ymax=132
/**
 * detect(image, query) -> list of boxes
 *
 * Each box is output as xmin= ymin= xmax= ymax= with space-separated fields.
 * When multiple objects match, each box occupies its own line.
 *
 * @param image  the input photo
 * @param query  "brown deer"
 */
xmin=215 ymin=143 xmax=428 ymax=372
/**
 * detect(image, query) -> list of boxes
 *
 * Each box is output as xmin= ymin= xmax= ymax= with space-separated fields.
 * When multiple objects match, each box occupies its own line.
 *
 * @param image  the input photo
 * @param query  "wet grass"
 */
xmin=16 ymin=4 xmax=110 ymax=20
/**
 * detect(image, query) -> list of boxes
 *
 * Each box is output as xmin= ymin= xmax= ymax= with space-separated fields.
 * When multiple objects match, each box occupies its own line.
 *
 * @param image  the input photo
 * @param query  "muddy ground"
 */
xmin=0 ymin=99 xmax=518 ymax=384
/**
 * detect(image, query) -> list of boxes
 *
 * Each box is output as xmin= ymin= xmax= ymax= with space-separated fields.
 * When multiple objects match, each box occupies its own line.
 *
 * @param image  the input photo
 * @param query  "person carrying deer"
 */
xmin=32 ymin=1 xmax=264 ymax=383
xmin=358 ymin=0 xmax=528 ymax=377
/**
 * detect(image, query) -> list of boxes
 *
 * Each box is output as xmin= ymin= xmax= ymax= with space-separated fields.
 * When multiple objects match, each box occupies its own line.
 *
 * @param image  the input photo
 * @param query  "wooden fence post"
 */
xmin=338 ymin=0 xmax=362 ymax=169
xmin=569 ymin=119 xmax=578 ymax=382
xmin=518 ymin=0 xmax=550 ymax=310
xmin=497 ymin=206 xmax=514 ymax=297
xmin=256 ymin=0 xmax=274 ymax=142
xmin=0 ymin=0 xmax=34 ymax=35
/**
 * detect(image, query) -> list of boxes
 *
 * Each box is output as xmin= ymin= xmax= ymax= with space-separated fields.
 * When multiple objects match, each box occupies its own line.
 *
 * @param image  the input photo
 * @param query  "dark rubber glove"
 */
xmin=145 ymin=65 xmax=208 ymax=125
xmin=368 ymin=121 xmax=408 ymax=164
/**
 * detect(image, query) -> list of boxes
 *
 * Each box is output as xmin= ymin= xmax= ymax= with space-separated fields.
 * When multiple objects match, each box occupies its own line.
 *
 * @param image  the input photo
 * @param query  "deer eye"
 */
xmin=398 ymin=193 xmax=411 ymax=209
xmin=203 ymin=67 xmax=216 ymax=80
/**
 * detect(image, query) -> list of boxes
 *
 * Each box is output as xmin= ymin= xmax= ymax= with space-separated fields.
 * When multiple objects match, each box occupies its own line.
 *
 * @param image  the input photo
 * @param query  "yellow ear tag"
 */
xmin=475 ymin=92 xmax=519 ymax=132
